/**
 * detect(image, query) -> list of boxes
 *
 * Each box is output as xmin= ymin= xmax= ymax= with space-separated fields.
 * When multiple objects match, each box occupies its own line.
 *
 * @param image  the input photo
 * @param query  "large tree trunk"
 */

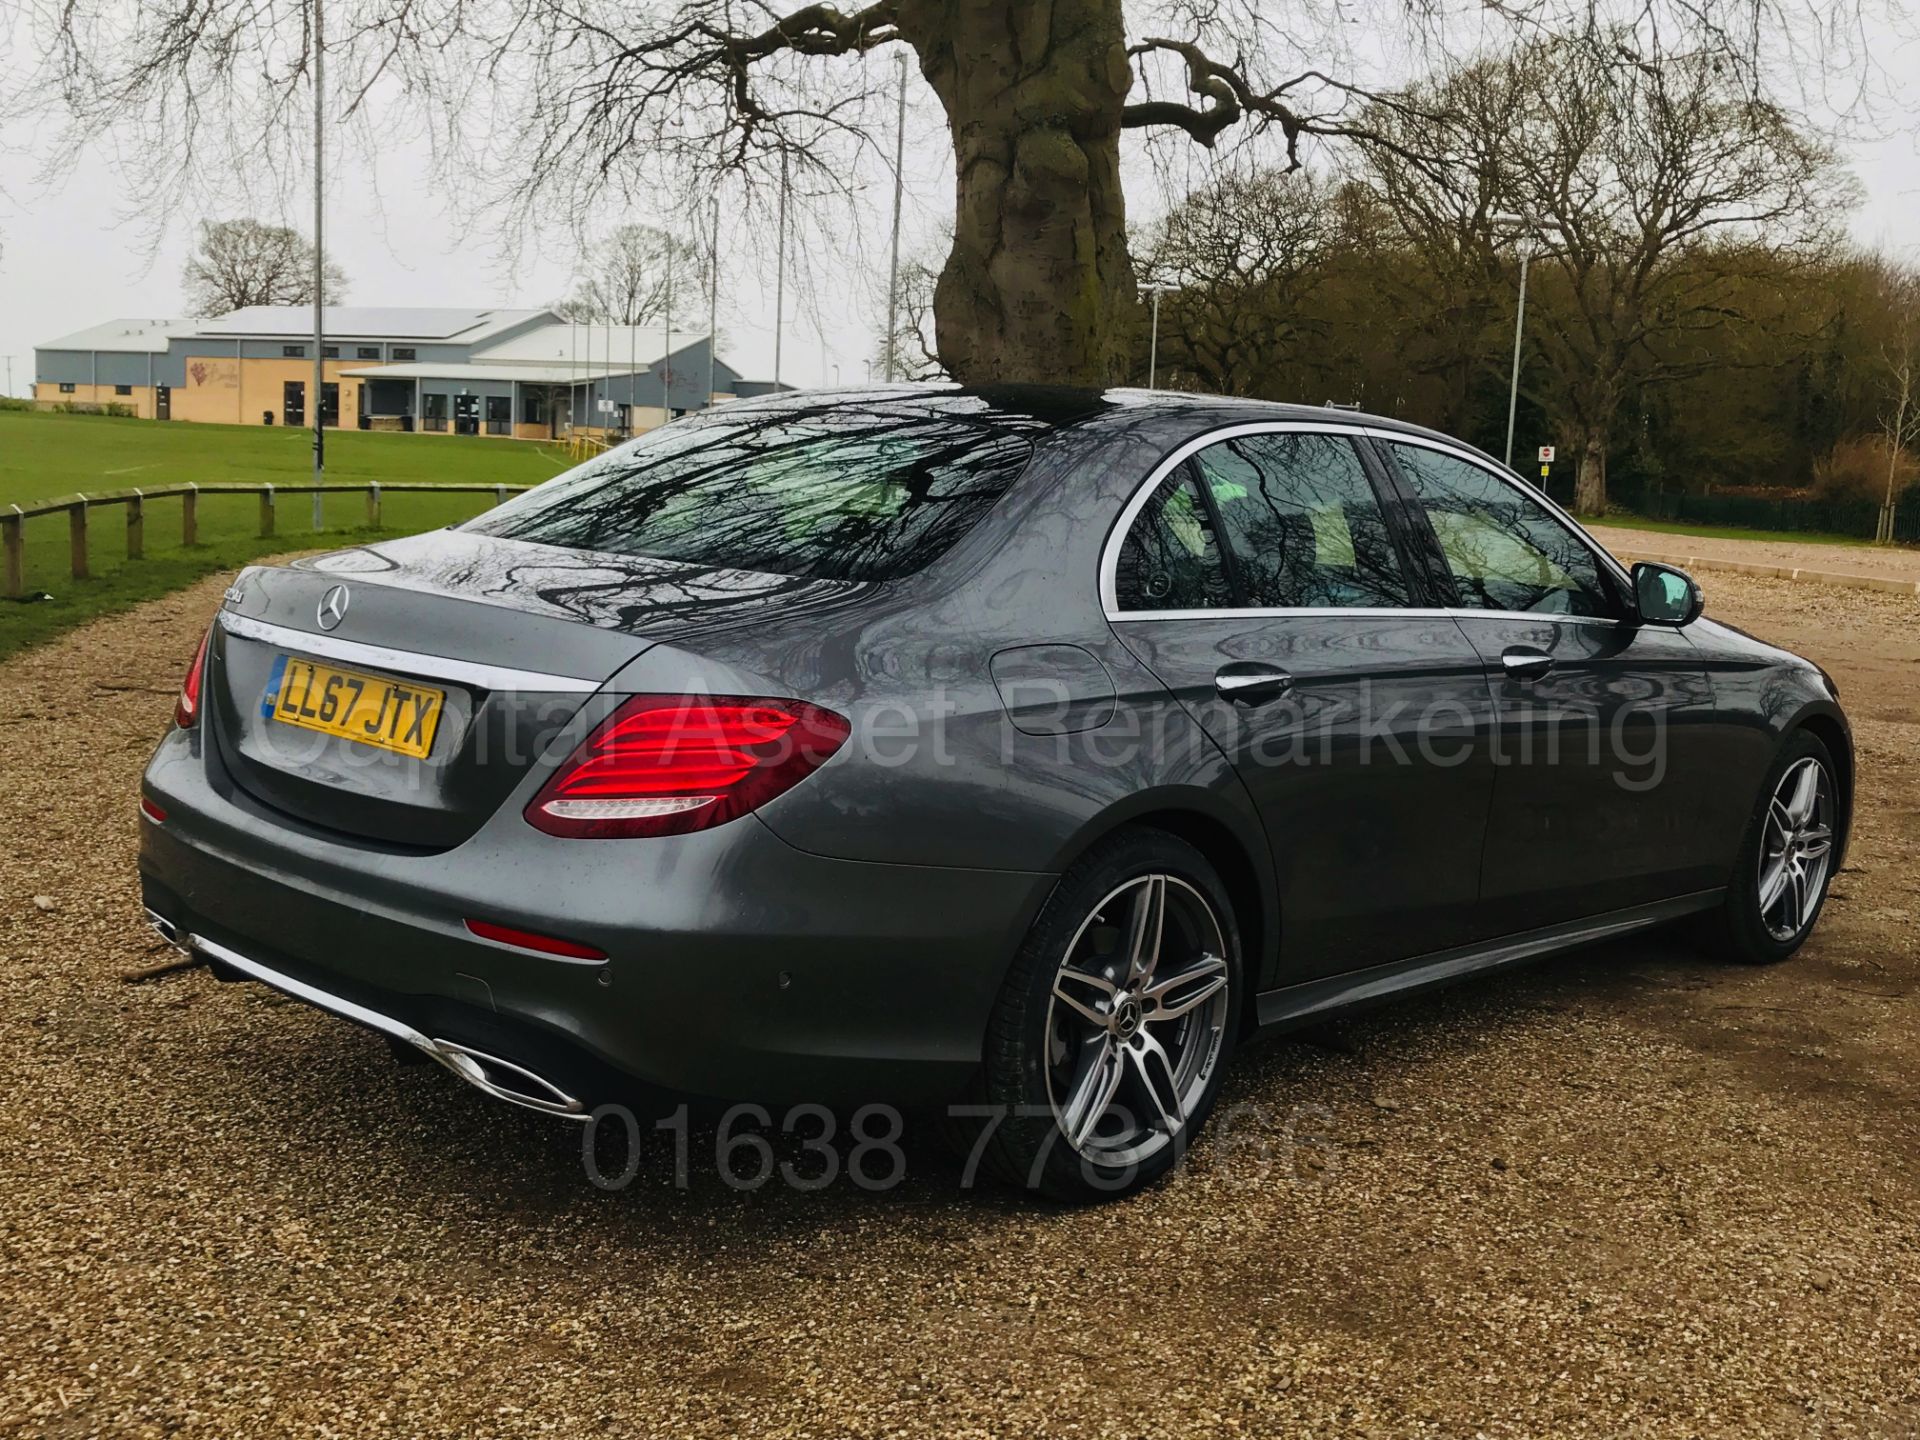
xmin=1573 ymin=431 xmax=1608 ymax=515
xmin=902 ymin=0 xmax=1135 ymax=385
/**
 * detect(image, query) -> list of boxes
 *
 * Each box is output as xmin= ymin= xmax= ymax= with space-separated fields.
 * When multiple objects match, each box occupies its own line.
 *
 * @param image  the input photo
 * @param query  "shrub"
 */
xmin=1813 ymin=435 xmax=1920 ymax=504
xmin=48 ymin=401 xmax=138 ymax=418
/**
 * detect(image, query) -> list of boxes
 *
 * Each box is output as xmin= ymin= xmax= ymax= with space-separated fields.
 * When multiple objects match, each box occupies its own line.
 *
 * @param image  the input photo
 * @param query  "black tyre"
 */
xmin=1702 ymin=729 xmax=1841 ymax=964
xmin=955 ymin=827 xmax=1243 ymax=1201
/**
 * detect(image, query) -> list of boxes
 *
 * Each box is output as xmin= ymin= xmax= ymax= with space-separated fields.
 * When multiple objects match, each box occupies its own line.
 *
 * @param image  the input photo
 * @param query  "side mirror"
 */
xmin=1631 ymin=561 xmax=1703 ymax=627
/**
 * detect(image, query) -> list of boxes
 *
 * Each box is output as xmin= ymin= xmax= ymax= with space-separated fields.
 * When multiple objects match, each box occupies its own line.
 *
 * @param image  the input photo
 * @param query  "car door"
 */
xmin=1372 ymin=435 xmax=1718 ymax=934
xmin=1104 ymin=424 xmax=1500 ymax=980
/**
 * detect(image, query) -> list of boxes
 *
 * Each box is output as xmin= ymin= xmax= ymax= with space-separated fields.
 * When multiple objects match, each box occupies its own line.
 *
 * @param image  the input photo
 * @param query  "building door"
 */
xmin=155 ymin=386 xmax=171 ymax=421
xmin=319 ymin=382 xmax=340 ymax=428
xmin=485 ymin=395 xmax=511 ymax=435
xmin=454 ymin=393 xmax=480 ymax=436
xmin=283 ymin=381 xmax=304 ymax=427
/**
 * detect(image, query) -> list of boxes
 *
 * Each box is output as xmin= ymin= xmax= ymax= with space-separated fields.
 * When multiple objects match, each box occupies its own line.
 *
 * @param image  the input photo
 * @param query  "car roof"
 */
xmin=711 ymin=383 xmax=1505 ymax=469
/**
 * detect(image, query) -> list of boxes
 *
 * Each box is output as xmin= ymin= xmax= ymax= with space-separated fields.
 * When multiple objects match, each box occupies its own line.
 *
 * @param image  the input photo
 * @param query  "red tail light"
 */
xmin=526 ymin=694 xmax=850 ymax=839
xmin=175 ymin=625 xmax=212 ymax=728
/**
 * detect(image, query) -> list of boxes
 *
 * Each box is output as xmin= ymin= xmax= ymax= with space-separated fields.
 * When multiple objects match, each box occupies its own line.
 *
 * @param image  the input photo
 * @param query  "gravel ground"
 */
xmin=3 ymin=563 xmax=1919 ymax=1438
xmin=1587 ymin=524 xmax=1920 ymax=583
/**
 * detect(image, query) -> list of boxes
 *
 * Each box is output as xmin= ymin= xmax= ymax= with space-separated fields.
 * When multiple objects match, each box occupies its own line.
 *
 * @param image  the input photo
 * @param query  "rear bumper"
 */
xmin=140 ymin=727 xmax=1055 ymax=1110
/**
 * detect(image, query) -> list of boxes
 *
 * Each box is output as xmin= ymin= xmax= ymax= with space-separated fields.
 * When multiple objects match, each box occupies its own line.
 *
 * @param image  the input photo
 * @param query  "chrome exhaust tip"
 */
xmin=182 ymin=930 xmax=588 ymax=1121
xmin=422 ymin=1039 xmax=587 ymax=1117
xmin=144 ymin=907 xmax=187 ymax=954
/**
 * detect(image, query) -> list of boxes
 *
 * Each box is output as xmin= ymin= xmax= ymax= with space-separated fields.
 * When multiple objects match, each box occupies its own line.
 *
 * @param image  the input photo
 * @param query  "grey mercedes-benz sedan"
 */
xmin=140 ymin=386 xmax=1850 ymax=1199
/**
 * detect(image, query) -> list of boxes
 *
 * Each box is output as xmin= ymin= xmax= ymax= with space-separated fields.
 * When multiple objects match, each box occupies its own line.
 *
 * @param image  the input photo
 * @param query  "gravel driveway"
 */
xmin=3 ymin=568 xmax=1917 ymax=1438
xmin=1587 ymin=524 xmax=1920 ymax=583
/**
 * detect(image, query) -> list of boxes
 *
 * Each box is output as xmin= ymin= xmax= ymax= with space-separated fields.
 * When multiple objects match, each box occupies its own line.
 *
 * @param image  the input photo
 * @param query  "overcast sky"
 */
xmin=2 ymin=29 xmax=1916 ymax=400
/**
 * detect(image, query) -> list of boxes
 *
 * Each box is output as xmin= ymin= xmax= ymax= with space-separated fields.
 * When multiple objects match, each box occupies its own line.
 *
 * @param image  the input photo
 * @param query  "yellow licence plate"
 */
xmin=264 ymin=656 xmax=446 ymax=759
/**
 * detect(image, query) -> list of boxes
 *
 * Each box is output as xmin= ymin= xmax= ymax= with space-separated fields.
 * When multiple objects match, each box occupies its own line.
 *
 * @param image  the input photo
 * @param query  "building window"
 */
xmin=283 ymin=344 xmax=306 ymax=358
xmin=323 ymin=345 xmax=339 ymax=359
xmin=357 ymin=346 xmax=380 ymax=360
xmin=58 ymin=382 xmax=76 ymax=393
xmin=421 ymin=392 xmax=448 ymax=432
xmin=485 ymin=395 xmax=512 ymax=435
xmin=114 ymin=384 xmax=134 ymax=396
xmin=522 ymin=390 xmax=550 ymax=425
xmin=391 ymin=347 xmax=417 ymax=362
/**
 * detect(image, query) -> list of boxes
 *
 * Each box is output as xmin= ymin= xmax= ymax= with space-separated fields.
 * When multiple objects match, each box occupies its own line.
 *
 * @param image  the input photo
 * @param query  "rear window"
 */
xmin=464 ymin=403 xmax=1036 ymax=583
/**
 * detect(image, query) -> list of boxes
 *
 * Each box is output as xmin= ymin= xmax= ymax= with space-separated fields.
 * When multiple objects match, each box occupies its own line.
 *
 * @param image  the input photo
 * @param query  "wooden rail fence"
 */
xmin=2 ymin=482 xmax=533 ymax=599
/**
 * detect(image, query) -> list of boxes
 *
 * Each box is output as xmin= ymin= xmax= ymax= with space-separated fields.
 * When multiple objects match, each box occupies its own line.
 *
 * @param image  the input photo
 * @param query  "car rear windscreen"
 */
xmin=464 ymin=400 xmax=1037 ymax=583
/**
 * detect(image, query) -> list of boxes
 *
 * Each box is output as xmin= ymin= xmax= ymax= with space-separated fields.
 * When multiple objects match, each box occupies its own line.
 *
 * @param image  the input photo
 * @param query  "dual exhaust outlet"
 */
xmin=144 ymin=908 xmax=588 ymax=1120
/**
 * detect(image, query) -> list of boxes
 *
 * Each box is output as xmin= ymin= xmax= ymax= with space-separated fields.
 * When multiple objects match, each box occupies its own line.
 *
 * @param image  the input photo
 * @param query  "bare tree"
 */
xmin=1137 ymin=169 xmax=1332 ymax=396
xmin=1875 ymin=266 xmax=1920 ymax=542
xmin=181 ymin=219 xmax=347 ymax=317
xmin=871 ymin=250 xmax=946 ymax=381
xmin=1359 ymin=40 xmax=1846 ymax=513
xmin=555 ymin=224 xmax=711 ymax=327
xmin=11 ymin=0 xmax=1885 ymax=387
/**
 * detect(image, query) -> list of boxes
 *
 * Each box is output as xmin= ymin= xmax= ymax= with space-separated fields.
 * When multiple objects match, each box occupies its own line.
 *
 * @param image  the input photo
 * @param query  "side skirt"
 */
xmin=1254 ymin=889 xmax=1724 ymax=1031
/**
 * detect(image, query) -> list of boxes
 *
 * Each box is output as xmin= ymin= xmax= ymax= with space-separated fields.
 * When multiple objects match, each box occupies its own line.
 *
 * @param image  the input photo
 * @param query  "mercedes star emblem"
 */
xmin=316 ymin=585 xmax=351 ymax=631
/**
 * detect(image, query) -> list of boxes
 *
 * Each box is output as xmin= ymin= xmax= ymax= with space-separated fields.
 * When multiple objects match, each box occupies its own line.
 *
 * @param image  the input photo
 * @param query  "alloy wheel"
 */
xmin=1044 ymin=874 xmax=1231 ymax=1169
xmin=1758 ymin=756 xmax=1834 ymax=943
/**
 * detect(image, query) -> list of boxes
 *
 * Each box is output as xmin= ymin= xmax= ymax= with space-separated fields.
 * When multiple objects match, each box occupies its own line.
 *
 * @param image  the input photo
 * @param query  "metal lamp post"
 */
xmin=1145 ymin=282 xmax=1176 ymax=390
xmin=311 ymin=0 xmax=326 ymax=530
xmin=1491 ymin=212 xmax=1548 ymax=470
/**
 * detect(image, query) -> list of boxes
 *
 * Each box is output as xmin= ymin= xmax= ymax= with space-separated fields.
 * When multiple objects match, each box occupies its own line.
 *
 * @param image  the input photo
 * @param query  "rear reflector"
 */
xmin=464 ymin=918 xmax=607 ymax=961
xmin=175 ymin=624 xmax=212 ymax=729
xmin=139 ymin=795 xmax=167 ymax=823
xmin=526 ymin=694 xmax=850 ymax=839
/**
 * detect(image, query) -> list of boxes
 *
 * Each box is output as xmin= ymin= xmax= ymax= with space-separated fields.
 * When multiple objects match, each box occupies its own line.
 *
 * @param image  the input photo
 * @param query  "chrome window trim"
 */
xmin=1097 ymin=418 xmax=1629 ymax=626
xmin=217 ymin=610 xmax=603 ymax=693
xmin=1360 ymin=427 xmax=1636 ymax=592
xmin=1099 ymin=420 xmax=1385 ymax=621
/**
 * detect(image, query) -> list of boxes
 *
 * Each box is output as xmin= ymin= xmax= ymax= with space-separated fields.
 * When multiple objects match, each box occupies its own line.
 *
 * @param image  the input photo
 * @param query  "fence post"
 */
xmin=69 ymin=500 xmax=89 ymax=581
xmin=259 ymin=485 xmax=276 ymax=538
xmin=183 ymin=484 xmax=199 ymax=546
xmin=2 ymin=510 xmax=22 ymax=599
xmin=366 ymin=481 xmax=381 ymax=529
xmin=493 ymin=484 xmax=506 ymax=508
xmin=127 ymin=490 xmax=145 ymax=560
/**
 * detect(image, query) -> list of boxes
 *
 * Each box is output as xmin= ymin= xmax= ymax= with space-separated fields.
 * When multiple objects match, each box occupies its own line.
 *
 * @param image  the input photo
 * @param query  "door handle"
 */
xmin=1214 ymin=663 xmax=1295 ymax=703
xmin=1501 ymin=647 xmax=1554 ymax=682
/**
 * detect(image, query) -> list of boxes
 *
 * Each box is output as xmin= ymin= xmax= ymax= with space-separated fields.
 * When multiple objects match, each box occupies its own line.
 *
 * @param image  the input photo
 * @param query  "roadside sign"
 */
xmin=1538 ymin=446 xmax=1556 ymax=463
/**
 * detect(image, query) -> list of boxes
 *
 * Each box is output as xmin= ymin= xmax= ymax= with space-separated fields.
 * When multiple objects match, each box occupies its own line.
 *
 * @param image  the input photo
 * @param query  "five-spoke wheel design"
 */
xmin=1758 ymin=755 xmax=1835 ymax=943
xmin=1045 ymin=874 xmax=1231 ymax=1169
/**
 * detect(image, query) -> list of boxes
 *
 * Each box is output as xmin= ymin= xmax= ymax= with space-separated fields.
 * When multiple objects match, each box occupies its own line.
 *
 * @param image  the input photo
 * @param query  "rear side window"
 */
xmin=1192 ymin=432 xmax=1411 ymax=609
xmin=465 ymin=403 xmax=1035 ymax=583
xmin=1114 ymin=469 xmax=1234 ymax=611
xmin=1385 ymin=443 xmax=1614 ymax=617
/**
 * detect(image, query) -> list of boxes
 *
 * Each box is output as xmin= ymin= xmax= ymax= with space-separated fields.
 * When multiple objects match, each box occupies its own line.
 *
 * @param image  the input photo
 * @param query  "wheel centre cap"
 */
xmin=1114 ymin=997 xmax=1143 ymax=1038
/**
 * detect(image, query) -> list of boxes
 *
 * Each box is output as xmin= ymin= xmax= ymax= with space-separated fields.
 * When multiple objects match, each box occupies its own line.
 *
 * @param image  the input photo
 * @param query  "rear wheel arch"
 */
xmin=1042 ymin=804 xmax=1275 ymax=1028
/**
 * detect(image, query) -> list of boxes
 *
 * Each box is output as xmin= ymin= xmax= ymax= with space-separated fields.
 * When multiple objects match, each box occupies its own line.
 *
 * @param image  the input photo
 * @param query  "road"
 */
xmin=2 ymin=564 xmax=1916 ymax=1437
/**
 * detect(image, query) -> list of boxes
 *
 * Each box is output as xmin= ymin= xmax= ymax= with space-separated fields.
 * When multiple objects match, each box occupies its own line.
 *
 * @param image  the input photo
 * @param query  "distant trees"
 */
xmin=1136 ymin=171 xmax=1333 ymax=398
xmin=181 ymin=220 xmax=347 ymax=317
xmin=1872 ymin=265 xmax=1920 ymax=541
xmin=556 ymin=225 xmax=710 ymax=328
xmin=1357 ymin=39 xmax=1844 ymax=513
xmin=1130 ymin=39 xmax=1896 ymax=516
xmin=871 ymin=253 xmax=948 ymax=383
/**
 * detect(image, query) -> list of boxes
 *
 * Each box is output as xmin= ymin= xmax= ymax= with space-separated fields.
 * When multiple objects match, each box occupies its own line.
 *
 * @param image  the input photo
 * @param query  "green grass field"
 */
xmin=0 ymin=409 xmax=574 ymax=660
